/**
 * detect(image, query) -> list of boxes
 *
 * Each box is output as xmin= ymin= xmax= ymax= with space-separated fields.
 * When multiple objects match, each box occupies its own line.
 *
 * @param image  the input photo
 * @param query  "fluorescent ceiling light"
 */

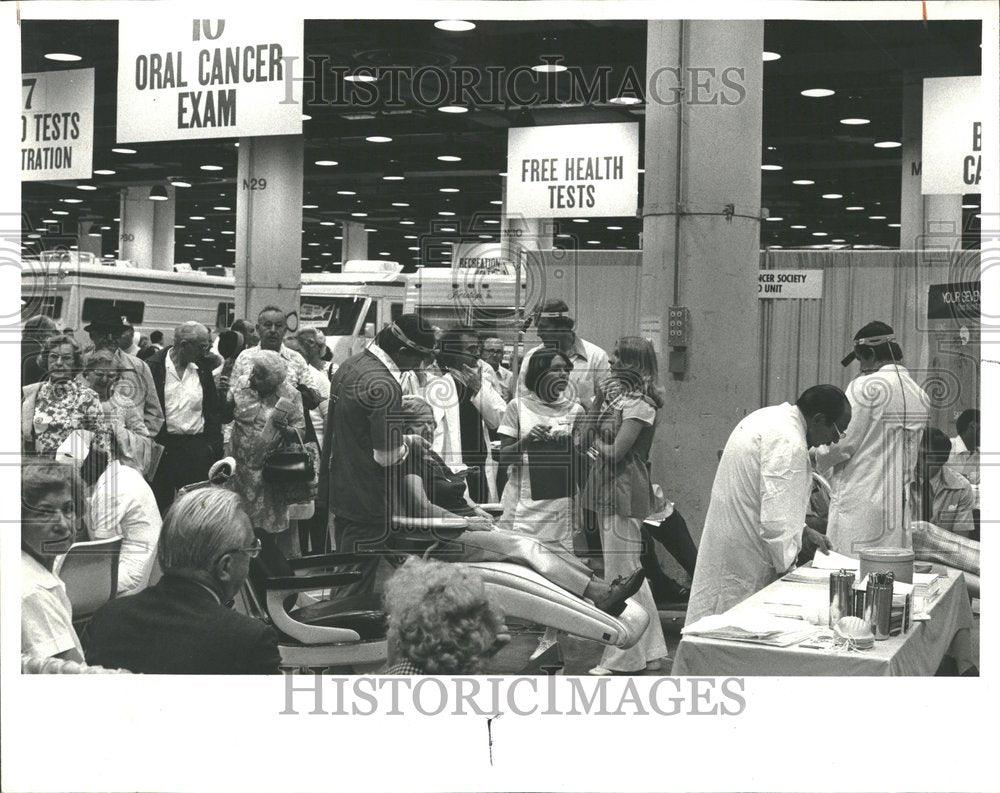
xmin=213 ymin=205 xmax=231 ymax=211
xmin=76 ymin=184 xmax=97 ymax=191
xmin=868 ymin=215 xmax=887 ymax=220
xmin=840 ymin=118 xmax=870 ymax=125
xmin=94 ymin=169 xmax=116 ymax=176
xmin=762 ymin=51 xmax=781 ymax=61
xmin=792 ymin=179 xmax=814 ymax=185
xmin=821 ymin=193 xmax=843 ymax=199
xmin=315 ymin=160 xmax=338 ymax=166
xmin=112 ymin=148 xmax=136 ymax=154
xmin=532 ymin=63 xmax=567 ymax=73
xmin=392 ymin=202 xmax=410 ymax=207
xmin=873 ymin=141 xmax=901 ymax=148
xmin=801 ymin=88 xmax=835 ymax=97
xmin=337 ymin=190 xmax=357 ymax=196
xmin=438 ymin=106 xmax=468 ymax=114
xmin=790 ymin=225 xmax=807 ymax=229
xmin=609 ymin=96 xmax=642 ymax=105
xmin=764 ymin=217 xmax=783 ymax=222
xmin=171 ymin=180 xmax=192 ymax=188
xmin=189 ymin=215 xmax=205 ymax=220
xmin=440 ymin=188 xmax=460 ymax=193
xmin=435 ymin=20 xmax=476 ymax=31
xmin=200 ymin=164 xmax=223 ymax=171
xmin=845 ymin=206 xmax=864 ymax=211
xmin=761 ymin=165 xmax=783 ymax=171
xmin=366 ymin=136 xmax=392 ymax=143
xmin=45 ymin=52 xmax=81 ymax=61
xmin=344 ymin=74 xmax=377 ymax=83
xmin=438 ymin=155 xmax=462 ymax=162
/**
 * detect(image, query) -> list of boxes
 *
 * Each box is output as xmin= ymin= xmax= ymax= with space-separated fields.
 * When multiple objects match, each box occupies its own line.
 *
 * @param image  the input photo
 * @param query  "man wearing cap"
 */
xmin=84 ymin=307 xmax=164 ymax=436
xmin=517 ymin=299 xmax=610 ymax=410
xmin=318 ymin=314 xmax=437 ymax=594
xmin=815 ymin=321 xmax=928 ymax=554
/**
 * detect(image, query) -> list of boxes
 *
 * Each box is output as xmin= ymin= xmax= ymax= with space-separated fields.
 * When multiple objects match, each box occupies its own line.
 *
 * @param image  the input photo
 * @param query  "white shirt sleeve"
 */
xmin=471 ymin=377 xmax=507 ymax=430
xmin=758 ymin=431 xmax=809 ymax=574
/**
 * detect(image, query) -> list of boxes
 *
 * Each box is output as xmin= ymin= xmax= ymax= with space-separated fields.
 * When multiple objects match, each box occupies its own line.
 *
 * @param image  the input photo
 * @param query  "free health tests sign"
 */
xmin=21 ymin=69 xmax=94 ymax=181
xmin=117 ymin=17 xmax=302 ymax=143
xmin=506 ymin=122 xmax=639 ymax=218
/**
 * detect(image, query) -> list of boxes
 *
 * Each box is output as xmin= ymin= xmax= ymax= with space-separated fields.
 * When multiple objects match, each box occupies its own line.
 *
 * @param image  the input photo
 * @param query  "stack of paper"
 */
xmin=809 ymin=550 xmax=861 ymax=572
xmin=782 ymin=566 xmax=833 ymax=584
xmin=682 ymin=612 xmax=818 ymax=647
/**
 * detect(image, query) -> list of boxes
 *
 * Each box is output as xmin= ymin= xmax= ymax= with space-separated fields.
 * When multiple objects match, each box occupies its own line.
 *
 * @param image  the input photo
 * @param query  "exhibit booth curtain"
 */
xmin=758 ymin=250 xmax=958 ymax=411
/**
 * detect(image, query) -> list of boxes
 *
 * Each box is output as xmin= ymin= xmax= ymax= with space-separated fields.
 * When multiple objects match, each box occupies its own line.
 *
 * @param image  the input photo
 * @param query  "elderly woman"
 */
xmin=21 ymin=461 xmax=85 ymax=662
xmin=226 ymin=348 xmax=308 ymax=551
xmin=394 ymin=395 xmax=643 ymax=616
xmin=83 ymin=349 xmax=156 ymax=476
xmin=22 ymin=334 xmax=110 ymax=456
xmin=383 ymin=557 xmax=507 ymax=675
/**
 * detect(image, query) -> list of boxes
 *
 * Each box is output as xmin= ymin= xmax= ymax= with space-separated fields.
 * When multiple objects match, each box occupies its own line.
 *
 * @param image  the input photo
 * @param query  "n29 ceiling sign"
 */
xmin=22 ymin=69 xmax=94 ymax=181
xmin=117 ymin=17 xmax=302 ymax=142
xmin=506 ymin=122 xmax=639 ymax=217
xmin=921 ymin=76 xmax=982 ymax=195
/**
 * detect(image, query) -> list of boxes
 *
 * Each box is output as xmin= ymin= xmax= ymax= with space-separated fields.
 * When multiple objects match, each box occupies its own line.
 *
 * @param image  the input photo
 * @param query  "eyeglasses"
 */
xmin=832 ymin=421 xmax=847 ymax=440
xmin=214 ymin=538 xmax=262 ymax=565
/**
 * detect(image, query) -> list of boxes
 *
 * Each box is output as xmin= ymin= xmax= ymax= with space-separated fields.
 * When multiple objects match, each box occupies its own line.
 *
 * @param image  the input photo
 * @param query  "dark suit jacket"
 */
xmin=146 ymin=346 xmax=223 ymax=452
xmin=84 ymin=575 xmax=280 ymax=674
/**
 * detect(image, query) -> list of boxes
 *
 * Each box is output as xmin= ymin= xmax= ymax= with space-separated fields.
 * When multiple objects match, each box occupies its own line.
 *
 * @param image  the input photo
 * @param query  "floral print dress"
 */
xmin=31 ymin=379 xmax=111 ymax=455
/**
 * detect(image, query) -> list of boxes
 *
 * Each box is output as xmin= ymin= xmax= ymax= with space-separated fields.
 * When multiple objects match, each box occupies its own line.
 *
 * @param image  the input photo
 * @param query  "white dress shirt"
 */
xmin=517 ymin=336 xmax=610 ymax=410
xmin=164 ymin=353 xmax=204 ymax=434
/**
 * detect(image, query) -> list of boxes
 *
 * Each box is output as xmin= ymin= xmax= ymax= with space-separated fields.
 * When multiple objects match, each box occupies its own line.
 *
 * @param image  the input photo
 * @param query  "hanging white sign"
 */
xmin=506 ymin=122 xmax=639 ymax=218
xmin=21 ymin=68 xmax=94 ymax=181
xmin=116 ymin=17 xmax=302 ymax=143
xmin=758 ymin=270 xmax=823 ymax=299
xmin=921 ymin=76 xmax=982 ymax=195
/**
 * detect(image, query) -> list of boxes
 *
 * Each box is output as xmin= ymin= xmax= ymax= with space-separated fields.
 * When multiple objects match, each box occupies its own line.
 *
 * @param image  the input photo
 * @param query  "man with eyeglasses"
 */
xmin=146 ymin=322 xmax=226 ymax=513
xmin=686 ymin=385 xmax=850 ymax=625
xmin=85 ymin=488 xmax=280 ymax=674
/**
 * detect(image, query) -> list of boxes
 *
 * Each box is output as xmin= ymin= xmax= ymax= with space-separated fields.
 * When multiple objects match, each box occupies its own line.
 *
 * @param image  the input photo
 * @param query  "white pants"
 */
xmin=599 ymin=514 xmax=668 ymax=672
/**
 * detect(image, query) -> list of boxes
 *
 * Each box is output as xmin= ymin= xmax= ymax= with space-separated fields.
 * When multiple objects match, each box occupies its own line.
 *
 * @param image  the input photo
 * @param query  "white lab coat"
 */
xmin=686 ymin=403 xmax=812 ymax=625
xmin=814 ymin=364 xmax=928 ymax=554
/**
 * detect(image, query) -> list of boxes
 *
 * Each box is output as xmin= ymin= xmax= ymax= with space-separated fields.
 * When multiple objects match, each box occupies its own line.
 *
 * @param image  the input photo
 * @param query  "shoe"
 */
xmin=588 ymin=665 xmax=613 ymax=676
xmin=529 ymin=635 xmax=558 ymax=661
xmin=593 ymin=568 xmax=646 ymax=617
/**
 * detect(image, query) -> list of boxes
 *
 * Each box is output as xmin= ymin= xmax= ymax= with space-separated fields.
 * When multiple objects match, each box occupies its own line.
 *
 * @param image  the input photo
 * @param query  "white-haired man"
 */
xmin=84 ymin=488 xmax=280 ymax=674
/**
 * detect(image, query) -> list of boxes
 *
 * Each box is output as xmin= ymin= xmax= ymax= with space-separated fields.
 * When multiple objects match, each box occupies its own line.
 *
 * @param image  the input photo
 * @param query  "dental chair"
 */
xmin=390 ymin=505 xmax=651 ymax=652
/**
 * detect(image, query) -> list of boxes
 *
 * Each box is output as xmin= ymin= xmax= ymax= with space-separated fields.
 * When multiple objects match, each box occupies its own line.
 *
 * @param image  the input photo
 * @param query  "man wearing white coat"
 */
xmin=686 ymin=385 xmax=850 ymax=625
xmin=815 ymin=321 xmax=929 ymax=554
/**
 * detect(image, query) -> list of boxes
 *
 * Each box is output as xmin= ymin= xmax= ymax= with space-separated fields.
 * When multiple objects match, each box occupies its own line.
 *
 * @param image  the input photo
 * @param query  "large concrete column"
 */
xmin=641 ymin=21 xmax=764 ymax=541
xmin=340 ymin=219 xmax=368 ymax=262
xmin=900 ymin=76 xmax=963 ymax=252
xmin=118 ymin=185 xmax=175 ymax=270
xmin=235 ymin=135 xmax=304 ymax=322
xmin=77 ymin=221 xmax=102 ymax=259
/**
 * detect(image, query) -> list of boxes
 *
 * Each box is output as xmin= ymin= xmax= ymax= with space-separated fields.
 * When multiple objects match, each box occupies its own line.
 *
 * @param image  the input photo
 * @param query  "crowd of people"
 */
xmin=19 ymin=302 xmax=981 ymax=675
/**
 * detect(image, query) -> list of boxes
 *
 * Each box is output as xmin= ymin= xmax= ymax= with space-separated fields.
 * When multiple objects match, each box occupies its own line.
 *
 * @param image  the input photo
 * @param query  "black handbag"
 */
xmin=263 ymin=427 xmax=315 ymax=484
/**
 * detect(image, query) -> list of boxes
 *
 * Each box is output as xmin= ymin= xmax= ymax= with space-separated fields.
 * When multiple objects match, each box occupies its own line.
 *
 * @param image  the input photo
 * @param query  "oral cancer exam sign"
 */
xmin=506 ymin=122 xmax=639 ymax=218
xmin=117 ymin=17 xmax=302 ymax=143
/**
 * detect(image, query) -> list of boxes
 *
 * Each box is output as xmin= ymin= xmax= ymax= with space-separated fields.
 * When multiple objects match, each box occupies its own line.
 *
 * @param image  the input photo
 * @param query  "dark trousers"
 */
xmin=332 ymin=517 xmax=395 ymax=598
xmin=639 ymin=510 xmax=698 ymax=603
xmin=152 ymin=433 xmax=217 ymax=514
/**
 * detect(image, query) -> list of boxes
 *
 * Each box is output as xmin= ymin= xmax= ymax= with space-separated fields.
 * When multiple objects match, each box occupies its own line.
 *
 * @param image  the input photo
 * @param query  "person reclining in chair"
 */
xmin=391 ymin=395 xmax=644 ymax=616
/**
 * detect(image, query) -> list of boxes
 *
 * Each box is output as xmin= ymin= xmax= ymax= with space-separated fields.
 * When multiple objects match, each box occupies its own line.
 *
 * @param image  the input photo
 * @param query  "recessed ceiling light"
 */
xmin=200 ymin=164 xmax=223 ymax=171
xmin=609 ymin=96 xmax=642 ymax=105
xmin=556 ymin=233 xmax=572 ymax=239
xmin=213 ymin=206 xmax=231 ymax=211
xmin=438 ymin=106 xmax=468 ymax=114
xmin=790 ymin=224 xmax=807 ymax=229
xmin=301 ymin=114 xmax=312 ymax=121
xmin=51 ymin=210 xmax=68 ymax=216
xmin=607 ymin=225 xmax=623 ymax=230
xmin=366 ymin=136 xmax=392 ymax=143
xmin=438 ymin=155 xmax=462 ymax=162
xmin=302 ymin=204 xmax=318 ymax=209
xmin=112 ymin=148 xmax=136 ymax=154
xmin=532 ymin=63 xmax=568 ymax=74
xmin=439 ymin=188 xmax=460 ymax=193
xmin=308 ymin=242 xmax=320 ymax=247
xmin=438 ymin=211 xmax=455 ymax=216
xmin=407 ymin=246 xmax=420 ymax=251
xmin=762 ymin=51 xmax=781 ymax=61
xmin=183 ymin=243 xmax=196 ymax=248
xmin=765 ymin=217 xmax=784 ymax=222
xmin=315 ymin=160 xmax=338 ymax=166
xmin=840 ymin=118 xmax=870 ymax=125
xmin=441 ymin=227 xmax=456 ymax=232
xmin=320 ymin=221 xmax=337 ymax=226
xmin=400 ymin=220 xmax=415 ymax=225
xmin=93 ymin=169 xmax=116 ymax=176
xmin=344 ymin=74 xmax=377 ymax=83
xmin=822 ymin=193 xmax=843 ymax=199
xmin=961 ymin=203 xmax=979 ymax=209
xmin=792 ymin=179 xmax=815 ymax=185
xmin=435 ymin=20 xmax=476 ymax=31
xmin=190 ymin=215 xmax=205 ymax=220
xmin=498 ymin=171 xmax=508 ymax=177
xmin=379 ymin=251 xmax=393 ymax=256
xmin=351 ymin=212 xmax=368 ymax=217
xmin=226 ymin=248 xmax=236 ymax=253
xmin=61 ymin=198 xmax=83 ymax=204
xmin=42 ymin=219 xmax=59 ymax=224
xmin=887 ymin=223 xmax=901 ymax=228
xmin=171 ymin=180 xmax=192 ymax=188
xmin=404 ymin=235 xmax=417 ymax=240
xmin=490 ymin=200 xmax=503 ymax=205
xmin=26 ymin=233 xmax=41 ymax=239
xmin=479 ymin=235 xmax=493 ymax=240
xmin=222 ymin=230 xmax=235 ymax=235
xmin=392 ymin=202 xmax=410 ymax=207
xmin=587 ymin=240 xmax=601 ymax=245
xmin=812 ymin=232 xmax=828 ymax=237
xmin=572 ymin=218 xmax=588 ymax=223
xmin=364 ymin=228 xmax=377 ymax=232
xmin=801 ymin=88 xmax=835 ymax=98
xmin=321 ymin=252 xmax=333 ymax=256
xmin=868 ymin=215 xmax=887 ymax=220
xmin=337 ymin=190 xmax=357 ymax=196
xmin=76 ymin=184 xmax=97 ymax=191
xmin=45 ymin=52 xmax=82 ymax=62
xmin=483 ymin=219 xmax=499 ymax=225
xmin=832 ymin=239 xmax=846 ymax=243
xmin=201 ymin=237 xmax=215 ymax=242
xmin=873 ymin=141 xmax=901 ymax=148
xmin=761 ymin=165 xmax=783 ymax=171
xmin=382 ymin=174 xmax=405 ymax=181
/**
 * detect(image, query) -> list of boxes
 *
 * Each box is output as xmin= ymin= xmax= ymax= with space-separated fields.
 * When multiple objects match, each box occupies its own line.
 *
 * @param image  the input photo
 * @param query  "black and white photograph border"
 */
xmin=1 ymin=1 xmax=998 ymax=792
